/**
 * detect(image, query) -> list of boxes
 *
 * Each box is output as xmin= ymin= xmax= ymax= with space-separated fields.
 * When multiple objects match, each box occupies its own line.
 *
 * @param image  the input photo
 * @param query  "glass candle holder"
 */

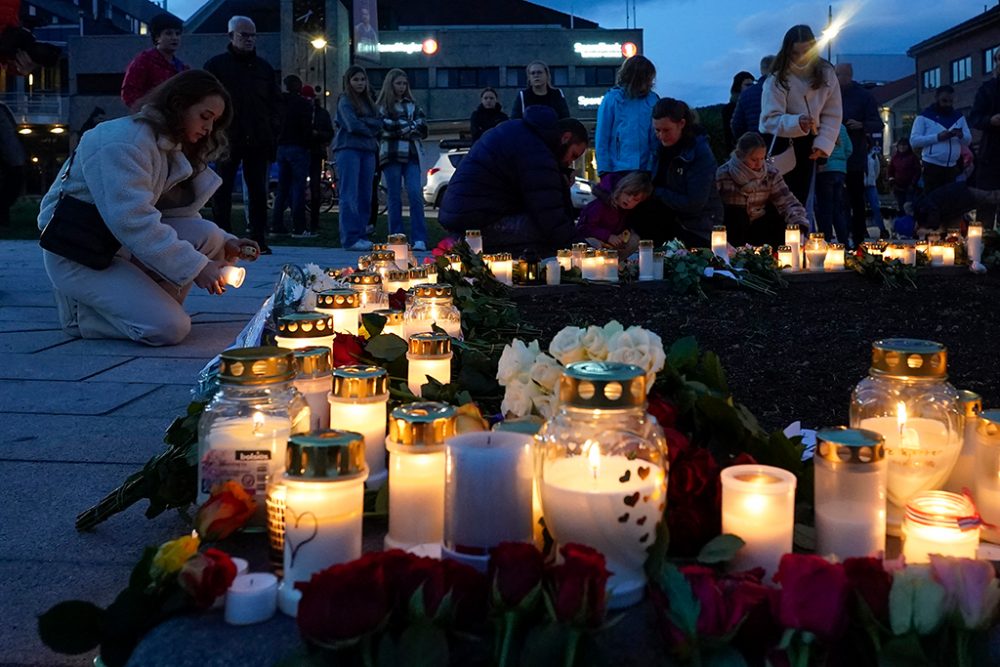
xmin=777 ymin=245 xmax=794 ymax=269
xmin=403 ymin=284 xmax=463 ymax=340
xmin=638 ymin=240 xmax=654 ymax=281
xmin=544 ymin=258 xmax=561 ymax=285
xmin=711 ymin=225 xmax=728 ymax=260
xmin=824 ymin=243 xmax=845 ymax=271
xmin=945 ymin=390 xmax=982 ymax=494
xmin=387 ymin=233 xmax=409 ymax=268
xmin=901 ymin=243 xmax=917 ymax=266
xmin=516 ymin=254 xmax=543 ymax=285
xmin=465 ymin=229 xmax=483 ymax=255
xmin=571 ymin=242 xmax=587 ymax=270
xmin=967 ymin=222 xmax=984 ymax=264
xmin=370 ymin=250 xmax=401 ymax=282
xmin=265 ymin=483 xmax=286 ymax=570
xmin=604 ymin=249 xmax=619 ymax=282
xmin=357 ymin=255 xmax=371 ymax=271
xmin=785 ymin=224 xmax=802 ymax=271
xmin=850 ymin=339 xmax=963 ymax=533
xmin=372 ymin=309 xmax=405 ymax=338
xmin=581 ymin=249 xmax=600 ymax=280
xmin=941 ymin=242 xmax=956 ymax=266
xmin=445 ymin=253 xmax=463 ymax=273
xmin=975 ymin=410 xmax=1000 ymax=541
xmin=536 ymin=361 xmax=667 ymax=609
xmin=805 ymin=233 xmax=828 ymax=272
xmin=493 ymin=253 xmax=513 ymax=285
xmin=883 ymin=243 xmax=901 ymax=262
xmin=328 ymin=365 xmax=389 ymax=488
xmin=198 ymin=347 xmax=310 ymax=528
xmin=407 ymin=266 xmax=428 ymax=291
xmin=444 ymin=431 xmax=534 ymax=572
xmin=383 ymin=269 xmax=410 ymax=296
xmin=292 ymin=346 xmax=332 ymax=433
xmin=720 ymin=464 xmax=797 ymax=578
xmin=407 ymin=332 xmax=452 ymax=397
xmin=814 ymin=428 xmax=887 ymax=559
xmin=274 ymin=312 xmax=334 ymax=351
xmin=221 ymin=265 xmax=246 ymax=288
xmin=385 ymin=402 xmax=457 ymax=550
xmin=929 ymin=242 xmax=945 ymax=266
xmin=902 ymin=490 xmax=980 ymax=563
xmin=653 ymin=251 xmax=665 ymax=280
xmin=315 ymin=289 xmax=360 ymax=335
xmin=278 ymin=431 xmax=367 ymax=616
xmin=347 ymin=272 xmax=386 ymax=314
xmin=557 ymin=249 xmax=573 ymax=272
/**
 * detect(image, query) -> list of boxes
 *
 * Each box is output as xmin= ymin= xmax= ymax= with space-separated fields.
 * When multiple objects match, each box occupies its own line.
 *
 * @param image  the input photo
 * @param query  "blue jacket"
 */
xmin=730 ymin=78 xmax=765 ymax=142
xmin=820 ymin=125 xmax=853 ymax=174
xmin=650 ymin=132 xmax=723 ymax=240
xmin=332 ymin=95 xmax=380 ymax=154
xmin=439 ymin=105 xmax=577 ymax=248
xmin=595 ymin=87 xmax=659 ymax=174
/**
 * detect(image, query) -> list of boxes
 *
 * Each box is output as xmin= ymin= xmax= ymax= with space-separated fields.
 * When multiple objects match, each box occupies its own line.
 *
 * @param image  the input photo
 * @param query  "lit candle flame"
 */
xmin=586 ymin=440 xmax=601 ymax=481
xmin=897 ymin=401 xmax=907 ymax=433
xmin=252 ymin=411 xmax=265 ymax=436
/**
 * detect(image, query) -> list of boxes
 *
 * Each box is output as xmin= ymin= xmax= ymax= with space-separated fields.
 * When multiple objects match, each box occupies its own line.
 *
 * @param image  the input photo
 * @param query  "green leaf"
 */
xmin=696 ymin=534 xmax=745 ymax=565
xmin=37 ymin=600 xmax=105 ymax=654
xmin=700 ymin=351 xmax=730 ymax=395
xmin=653 ymin=562 xmax=700 ymax=638
xmin=705 ymin=645 xmax=751 ymax=667
xmin=366 ymin=334 xmax=408 ymax=361
xmin=520 ymin=623 xmax=570 ymax=667
xmin=667 ymin=336 xmax=699 ymax=372
xmin=362 ymin=312 xmax=387 ymax=337
xmin=397 ymin=623 xmax=449 ymax=667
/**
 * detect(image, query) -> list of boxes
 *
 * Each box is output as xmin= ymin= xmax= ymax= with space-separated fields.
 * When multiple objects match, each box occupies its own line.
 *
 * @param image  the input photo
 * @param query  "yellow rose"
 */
xmin=151 ymin=534 xmax=200 ymax=578
xmin=455 ymin=403 xmax=489 ymax=433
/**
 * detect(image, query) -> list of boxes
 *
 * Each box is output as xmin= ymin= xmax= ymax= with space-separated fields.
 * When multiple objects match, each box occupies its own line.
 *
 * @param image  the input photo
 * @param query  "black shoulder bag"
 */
xmin=39 ymin=150 xmax=121 ymax=270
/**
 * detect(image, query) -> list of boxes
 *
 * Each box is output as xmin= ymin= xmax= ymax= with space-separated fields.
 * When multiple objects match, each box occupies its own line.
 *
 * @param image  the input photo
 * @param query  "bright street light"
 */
xmin=310 ymin=37 xmax=327 ymax=50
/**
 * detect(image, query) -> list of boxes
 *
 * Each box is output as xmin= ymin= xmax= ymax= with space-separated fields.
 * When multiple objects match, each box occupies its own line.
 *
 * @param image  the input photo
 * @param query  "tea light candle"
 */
xmin=785 ymin=224 xmax=802 ymax=271
xmin=638 ymin=240 xmax=654 ymax=281
xmin=465 ymin=230 xmax=483 ymax=255
xmin=225 ymin=573 xmax=278 ymax=625
xmin=604 ymin=249 xmax=619 ymax=282
xmin=557 ymin=249 xmax=572 ymax=272
xmin=293 ymin=347 xmax=332 ymax=432
xmin=824 ymin=243 xmax=845 ymax=271
xmin=407 ymin=333 xmax=452 ymax=396
xmin=387 ymin=234 xmax=409 ymax=268
xmin=777 ymin=245 xmax=794 ymax=269
xmin=372 ymin=309 xmax=405 ymax=338
xmin=571 ymin=243 xmax=587 ymax=270
xmin=720 ymin=464 xmax=796 ymax=577
xmin=443 ymin=431 xmax=534 ymax=571
xmin=711 ymin=225 xmax=728 ymax=260
xmin=221 ymin=265 xmax=246 ymax=288
xmin=274 ymin=312 xmax=334 ymax=351
xmin=941 ymin=243 xmax=956 ymax=266
xmin=902 ymin=491 xmax=980 ymax=563
xmin=278 ymin=431 xmax=367 ymax=616
xmin=581 ymin=249 xmax=600 ymax=280
xmin=545 ymin=258 xmax=561 ymax=285
xmin=384 ymin=402 xmax=457 ymax=550
xmin=492 ymin=253 xmax=513 ymax=286
xmin=328 ymin=366 xmax=389 ymax=488
xmin=653 ymin=251 xmax=665 ymax=280
xmin=929 ymin=242 xmax=945 ymax=266
xmin=967 ymin=222 xmax=984 ymax=264
xmin=315 ymin=289 xmax=360 ymax=335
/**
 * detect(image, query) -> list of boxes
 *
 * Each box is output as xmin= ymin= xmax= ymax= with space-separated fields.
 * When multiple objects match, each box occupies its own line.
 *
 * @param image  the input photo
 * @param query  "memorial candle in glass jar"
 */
xmin=328 ymin=365 xmax=389 ymax=488
xmin=902 ymin=490 xmax=980 ymax=563
xmin=315 ymin=289 xmax=360 ymax=336
xmin=638 ymin=240 xmax=654 ymax=281
xmin=292 ymin=346 xmax=332 ymax=432
xmin=465 ymin=229 xmax=483 ymax=255
xmin=721 ymin=464 xmax=797 ymax=577
xmin=407 ymin=332 xmax=452 ymax=396
xmin=274 ymin=312 xmax=334 ymax=351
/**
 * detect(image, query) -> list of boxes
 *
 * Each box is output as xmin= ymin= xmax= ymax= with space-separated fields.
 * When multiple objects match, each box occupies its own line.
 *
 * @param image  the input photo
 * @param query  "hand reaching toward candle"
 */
xmin=195 ymin=260 xmax=228 ymax=295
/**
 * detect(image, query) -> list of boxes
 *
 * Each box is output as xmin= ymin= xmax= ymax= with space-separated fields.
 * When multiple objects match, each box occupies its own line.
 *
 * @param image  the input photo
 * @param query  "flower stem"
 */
xmin=361 ymin=634 xmax=374 ymax=667
xmin=956 ymin=628 xmax=971 ymax=667
xmin=563 ymin=628 xmax=582 ymax=667
xmin=498 ymin=612 xmax=517 ymax=667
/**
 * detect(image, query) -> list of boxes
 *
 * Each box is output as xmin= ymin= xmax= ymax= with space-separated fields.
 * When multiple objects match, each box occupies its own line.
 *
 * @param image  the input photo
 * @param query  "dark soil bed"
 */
xmin=513 ymin=272 xmax=1000 ymax=432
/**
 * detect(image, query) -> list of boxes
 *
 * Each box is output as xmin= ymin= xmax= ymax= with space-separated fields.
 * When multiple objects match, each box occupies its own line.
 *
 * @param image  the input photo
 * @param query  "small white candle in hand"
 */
xmin=221 ymin=265 xmax=246 ymax=288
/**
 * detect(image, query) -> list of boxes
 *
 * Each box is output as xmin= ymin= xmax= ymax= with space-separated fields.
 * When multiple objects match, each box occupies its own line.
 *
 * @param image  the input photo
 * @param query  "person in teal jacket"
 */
xmin=594 ymin=55 xmax=659 ymax=189
xmin=815 ymin=124 xmax=852 ymax=243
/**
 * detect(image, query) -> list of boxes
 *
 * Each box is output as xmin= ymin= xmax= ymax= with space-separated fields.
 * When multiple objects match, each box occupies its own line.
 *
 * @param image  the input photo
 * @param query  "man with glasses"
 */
xmin=971 ymin=49 xmax=1000 ymax=229
xmin=204 ymin=16 xmax=280 ymax=253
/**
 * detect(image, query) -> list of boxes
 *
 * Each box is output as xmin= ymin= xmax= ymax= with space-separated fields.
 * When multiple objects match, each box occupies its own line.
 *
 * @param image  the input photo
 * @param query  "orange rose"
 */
xmin=455 ymin=403 xmax=489 ymax=433
xmin=194 ymin=481 xmax=257 ymax=541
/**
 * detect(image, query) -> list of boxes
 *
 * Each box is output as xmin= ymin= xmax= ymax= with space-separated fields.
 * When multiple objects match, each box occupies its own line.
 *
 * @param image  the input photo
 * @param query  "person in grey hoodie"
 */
xmin=594 ymin=55 xmax=659 ymax=189
xmin=332 ymin=65 xmax=381 ymax=251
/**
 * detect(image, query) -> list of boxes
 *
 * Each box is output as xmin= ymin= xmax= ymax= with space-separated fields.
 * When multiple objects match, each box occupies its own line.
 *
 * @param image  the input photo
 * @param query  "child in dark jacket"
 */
xmin=576 ymin=171 xmax=653 ymax=256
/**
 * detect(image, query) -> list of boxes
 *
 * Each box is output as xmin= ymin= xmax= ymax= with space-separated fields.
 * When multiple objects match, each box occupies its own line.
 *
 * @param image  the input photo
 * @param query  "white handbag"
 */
xmin=766 ymin=133 xmax=796 ymax=175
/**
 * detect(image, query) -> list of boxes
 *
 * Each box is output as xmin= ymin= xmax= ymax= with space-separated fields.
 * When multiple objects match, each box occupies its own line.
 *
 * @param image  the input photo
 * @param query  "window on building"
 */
xmin=576 ymin=66 xmax=617 ymax=87
xmin=986 ymin=46 xmax=1000 ymax=75
xmin=435 ymin=67 xmax=499 ymax=89
xmin=506 ymin=67 xmax=526 ymax=88
xmin=550 ymin=67 xmax=568 ymax=87
xmin=922 ymin=67 xmax=940 ymax=91
xmin=951 ymin=56 xmax=972 ymax=83
xmin=77 ymin=73 xmax=124 ymax=95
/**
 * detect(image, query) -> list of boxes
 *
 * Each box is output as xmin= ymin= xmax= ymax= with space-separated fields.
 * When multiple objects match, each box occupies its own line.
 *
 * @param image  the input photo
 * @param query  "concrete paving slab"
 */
xmin=43 ymin=322 xmax=244 ymax=358
xmin=0 ymin=330 xmax=74 ymax=354
xmin=0 ymin=380 xmax=160 ymax=415
xmin=85 ymin=358 xmax=208 ymax=386
xmin=0 ymin=289 xmax=59 ymax=307
xmin=106 ymin=384 xmax=197 ymax=418
xmin=189 ymin=312 xmax=252 ymax=324
xmin=0 ymin=320 xmax=62 ymax=333
xmin=0 ymin=353 xmax=133 ymax=381
xmin=0 ymin=414 xmax=171 ymax=464
xmin=182 ymin=295 xmax=265 ymax=315
xmin=0 ymin=305 xmax=59 ymax=323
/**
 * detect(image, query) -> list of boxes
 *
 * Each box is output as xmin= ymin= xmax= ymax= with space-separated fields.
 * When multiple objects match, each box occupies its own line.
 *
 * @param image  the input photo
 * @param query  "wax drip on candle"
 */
xmin=252 ymin=411 xmax=265 ymax=436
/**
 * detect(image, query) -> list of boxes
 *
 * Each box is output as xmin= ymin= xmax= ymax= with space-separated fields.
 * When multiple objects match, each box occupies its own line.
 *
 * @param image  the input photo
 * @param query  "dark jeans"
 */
xmin=0 ymin=165 xmax=23 ymax=226
xmin=922 ymin=162 xmax=959 ymax=196
xmin=845 ymin=170 xmax=867 ymax=246
xmin=308 ymin=154 xmax=323 ymax=233
xmin=212 ymin=146 xmax=270 ymax=245
xmin=815 ymin=171 xmax=850 ymax=244
xmin=782 ymin=138 xmax=820 ymax=207
xmin=722 ymin=203 xmax=786 ymax=248
xmin=893 ymin=187 xmax=916 ymax=214
xmin=272 ymin=144 xmax=310 ymax=234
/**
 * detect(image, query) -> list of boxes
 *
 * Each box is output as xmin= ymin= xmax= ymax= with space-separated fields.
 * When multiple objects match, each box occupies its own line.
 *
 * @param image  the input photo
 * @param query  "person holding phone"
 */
xmin=910 ymin=85 xmax=971 ymax=195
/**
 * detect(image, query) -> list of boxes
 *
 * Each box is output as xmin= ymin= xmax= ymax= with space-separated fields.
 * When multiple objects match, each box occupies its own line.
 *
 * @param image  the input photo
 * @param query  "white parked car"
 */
xmin=423 ymin=148 xmax=596 ymax=210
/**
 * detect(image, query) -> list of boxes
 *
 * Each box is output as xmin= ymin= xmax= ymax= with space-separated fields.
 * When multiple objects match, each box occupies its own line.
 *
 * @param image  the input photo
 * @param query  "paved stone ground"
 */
xmin=0 ymin=241 xmax=375 ymax=667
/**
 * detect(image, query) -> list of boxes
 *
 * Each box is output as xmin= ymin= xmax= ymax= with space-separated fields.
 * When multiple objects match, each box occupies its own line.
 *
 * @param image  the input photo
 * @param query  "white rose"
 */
xmin=529 ymin=353 xmax=563 ymax=393
xmin=496 ymin=339 xmax=541 ymax=386
xmin=581 ymin=325 xmax=610 ymax=360
xmin=532 ymin=393 xmax=559 ymax=420
xmin=548 ymin=326 xmax=587 ymax=366
xmin=607 ymin=326 xmax=666 ymax=391
xmin=501 ymin=379 xmax=541 ymax=418
xmin=299 ymin=289 xmax=317 ymax=312
xmin=602 ymin=320 xmax=625 ymax=340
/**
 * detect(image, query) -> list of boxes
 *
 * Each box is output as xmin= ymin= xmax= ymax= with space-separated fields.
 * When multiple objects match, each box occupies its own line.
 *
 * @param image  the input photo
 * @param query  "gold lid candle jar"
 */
xmin=387 ymin=233 xmax=409 ymax=268
xmin=328 ymin=365 xmax=389 ymax=488
xmin=804 ymin=232 xmax=828 ymax=272
xmin=604 ymin=249 xmax=619 ymax=282
xmin=901 ymin=490 xmax=980 ymax=563
xmin=315 ymin=289 xmax=360 ymax=335
xmin=814 ymin=428 xmax=887 ymax=559
xmin=720 ymin=465 xmax=797 ymax=578
xmin=465 ymin=229 xmax=483 ymax=255
xmin=536 ymin=361 xmax=668 ymax=609
xmin=198 ymin=347 xmax=310 ymax=528
xmin=638 ymin=239 xmax=654 ymax=281
xmin=407 ymin=332 xmax=452 ymax=396
xmin=403 ymin=284 xmax=463 ymax=340
xmin=850 ymin=339 xmax=963 ymax=532
xmin=445 ymin=253 xmax=463 ymax=273
xmin=385 ymin=402 xmax=457 ymax=550
xmin=571 ymin=242 xmax=587 ymax=270
xmin=777 ymin=245 xmax=794 ymax=269
xmin=292 ymin=346 xmax=333 ymax=432
xmin=653 ymin=251 xmax=666 ymax=280
xmin=277 ymin=431 xmax=367 ymax=616
xmin=784 ymin=224 xmax=802 ymax=270
xmin=274 ymin=312 xmax=334 ymax=351
xmin=407 ymin=266 xmax=428 ymax=290
xmin=347 ymin=272 xmax=385 ymax=314
xmin=581 ymin=249 xmax=600 ymax=281
xmin=373 ymin=309 xmax=405 ymax=338
xmin=383 ymin=269 xmax=410 ymax=295
xmin=492 ymin=252 xmax=513 ymax=285
xmin=824 ymin=243 xmax=846 ymax=271
xmin=711 ymin=225 xmax=728 ymax=260
xmin=557 ymin=249 xmax=573 ymax=272
xmin=370 ymin=250 xmax=400 ymax=281
xmin=357 ymin=254 xmax=371 ymax=271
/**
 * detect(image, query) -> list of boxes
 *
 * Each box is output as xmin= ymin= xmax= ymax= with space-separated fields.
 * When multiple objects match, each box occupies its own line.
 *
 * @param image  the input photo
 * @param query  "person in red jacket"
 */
xmin=887 ymin=137 xmax=921 ymax=213
xmin=121 ymin=13 xmax=188 ymax=110
xmin=0 ymin=0 xmax=58 ymax=74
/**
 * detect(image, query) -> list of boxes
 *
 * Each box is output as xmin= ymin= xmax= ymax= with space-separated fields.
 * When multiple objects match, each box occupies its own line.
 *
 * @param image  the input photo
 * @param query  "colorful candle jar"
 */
xmin=328 ymin=365 xmax=389 ymax=488
xmin=902 ymin=490 xmax=980 ymax=563
xmin=274 ymin=312 xmax=334 ymax=351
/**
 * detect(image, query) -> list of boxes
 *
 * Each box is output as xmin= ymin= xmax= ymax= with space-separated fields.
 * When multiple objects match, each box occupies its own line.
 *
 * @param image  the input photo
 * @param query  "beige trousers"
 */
xmin=42 ymin=217 xmax=228 ymax=346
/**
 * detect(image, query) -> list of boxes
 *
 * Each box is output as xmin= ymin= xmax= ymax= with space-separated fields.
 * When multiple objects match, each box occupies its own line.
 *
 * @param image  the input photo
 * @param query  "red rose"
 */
xmin=489 ymin=542 xmax=545 ymax=611
xmin=773 ymin=554 xmax=849 ymax=640
xmin=178 ymin=548 xmax=238 ymax=610
xmin=843 ymin=557 xmax=892 ymax=626
xmin=548 ymin=543 xmax=610 ymax=629
xmin=440 ymin=557 xmax=489 ymax=631
xmin=394 ymin=554 xmax=487 ymax=629
xmin=647 ymin=393 xmax=678 ymax=429
xmin=331 ymin=332 xmax=365 ymax=367
xmin=387 ymin=288 xmax=408 ymax=311
xmin=662 ymin=427 xmax=690 ymax=464
xmin=432 ymin=237 xmax=457 ymax=257
xmin=296 ymin=555 xmax=391 ymax=647
xmin=667 ymin=448 xmax=722 ymax=557
xmin=194 ymin=480 xmax=257 ymax=541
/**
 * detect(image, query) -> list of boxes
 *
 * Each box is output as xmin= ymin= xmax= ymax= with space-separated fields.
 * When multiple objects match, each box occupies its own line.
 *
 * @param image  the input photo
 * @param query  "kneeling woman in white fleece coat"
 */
xmin=37 ymin=69 xmax=258 ymax=346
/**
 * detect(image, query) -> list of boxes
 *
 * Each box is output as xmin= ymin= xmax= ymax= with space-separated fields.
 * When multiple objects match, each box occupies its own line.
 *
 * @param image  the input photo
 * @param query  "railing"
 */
xmin=0 ymin=92 xmax=68 ymax=125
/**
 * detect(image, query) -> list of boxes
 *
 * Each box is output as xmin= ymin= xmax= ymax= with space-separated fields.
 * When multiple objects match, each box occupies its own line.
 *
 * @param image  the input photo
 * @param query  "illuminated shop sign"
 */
xmin=577 ymin=95 xmax=604 ymax=108
xmin=573 ymin=41 xmax=638 ymax=59
xmin=378 ymin=39 xmax=438 ymax=55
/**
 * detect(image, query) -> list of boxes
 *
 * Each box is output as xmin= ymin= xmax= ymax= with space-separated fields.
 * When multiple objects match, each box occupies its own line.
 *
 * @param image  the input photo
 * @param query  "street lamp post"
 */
xmin=310 ymin=37 xmax=328 ymax=108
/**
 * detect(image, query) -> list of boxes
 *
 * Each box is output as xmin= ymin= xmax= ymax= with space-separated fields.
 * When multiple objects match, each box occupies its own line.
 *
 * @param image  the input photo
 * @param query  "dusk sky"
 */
xmin=167 ymin=0 xmax=995 ymax=106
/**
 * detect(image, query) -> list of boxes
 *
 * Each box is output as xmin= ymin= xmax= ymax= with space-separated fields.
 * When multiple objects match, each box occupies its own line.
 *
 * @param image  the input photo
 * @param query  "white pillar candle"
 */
xmin=557 ymin=250 xmax=572 ymax=272
xmin=293 ymin=347 xmax=332 ymax=433
xmin=967 ymin=222 xmax=984 ymax=264
xmin=274 ymin=312 xmax=335 ymax=352
xmin=581 ymin=250 xmax=600 ymax=280
xmin=604 ymin=250 xmax=619 ymax=282
xmin=711 ymin=226 xmax=728 ymax=260
xmin=571 ymin=243 xmax=587 ymax=270
xmin=902 ymin=244 xmax=917 ymax=266
xmin=777 ymin=245 xmax=794 ymax=269
xmin=824 ymin=244 xmax=845 ymax=271
xmin=945 ymin=392 xmax=982 ymax=495
xmin=225 ymin=573 xmax=278 ymax=625
xmin=545 ymin=258 xmax=561 ymax=285
xmin=541 ymin=448 xmax=666 ymax=608
xmin=638 ymin=240 xmax=654 ymax=281
xmin=653 ymin=251 xmax=665 ymax=280
xmin=720 ymin=465 xmax=797 ymax=577
xmin=278 ymin=432 xmax=367 ymax=616
xmin=930 ymin=243 xmax=945 ymax=266
xmin=385 ymin=402 xmax=456 ymax=550
xmin=315 ymin=290 xmax=360 ymax=336
xmin=465 ymin=230 xmax=483 ymax=255
xmin=328 ymin=366 xmax=389 ymax=488
xmin=444 ymin=431 xmax=534 ymax=570
xmin=406 ymin=333 xmax=452 ymax=397
xmin=493 ymin=254 xmax=513 ymax=286
xmin=594 ymin=250 xmax=608 ymax=281
xmin=221 ymin=265 xmax=246 ymax=288
xmin=785 ymin=225 xmax=802 ymax=272
xmin=388 ymin=234 xmax=409 ymax=268
xmin=941 ymin=243 xmax=956 ymax=266
xmin=902 ymin=491 xmax=980 ymax=563
xmin=975 ymin=411 xmax=1000 ymax=542
xmin=372 ymin=309 xmax=405 ymax=338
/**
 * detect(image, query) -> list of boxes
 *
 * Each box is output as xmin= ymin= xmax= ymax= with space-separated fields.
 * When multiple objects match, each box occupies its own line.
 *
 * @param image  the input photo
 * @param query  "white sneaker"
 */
xmin=412 ymin=241 xmax=427 ymax=251
xmin=346 ymin=240 xmax=373 ymax=251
